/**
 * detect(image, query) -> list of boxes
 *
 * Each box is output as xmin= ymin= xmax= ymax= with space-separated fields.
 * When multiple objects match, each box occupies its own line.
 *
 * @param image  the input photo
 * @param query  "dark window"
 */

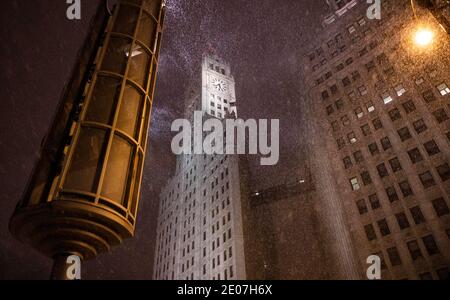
xmin=419 ymin=171 xmax=436 ymax=189
xmin=389 ymin=108 xmax=402 ymax=121
xmin=361 ymin=124 xmax=371 ymax=136
xmin=433 ymin=108 xmax=449 ymax=123
xmin=413 ymin=119 xmax=427 ymax=134
xmin=351 ymin=71 xmax=360 ymax=81
xmin=374 ymin=251 xmax=387 ymax=269
xmin=387 ymin=247 xmax=402 ymax=266
xmin=337 ymin=137 xmax=345 ymax=149
xmin=423 ymin=140 xmax=440 ymax=156
xmin=447 ymin=131 xmax=450 ymax=141
xmin=397 ymin=127 xmax=412 ymax=141
xmin=408 ymin=148 xmax=424 ymax=164
xmin=436 ymin=163 xmax=450 ymax=181
xmin=364 ymin=224 xmax=377 ymax=241
xmin=377 ymin=163 xmax=389 ymax=178
xmin=410 ymin=206 xmax=425 ymax=225
xmin=402 ymin=100 xmax=416 ymax=113
xmin=353 ymin=151 xmax=364 ymax=163
xmin=361 ymin=171 xmax=372 ymax=185
xmin=432 ymin=197 xmax=450 ymax=217
xmin=369 ymin=194 xmax=381 ymax=209
xmin=368 ymin=143 xmax=380 ymax=156
xmin=335 ymin=99 xmax=344 ymax=110
xmin=342 ymin=77 xmax=351 ymax=87
xmin=322 ymin=90 xmax=330 ymax=100
xmin=436 ymin=268 xmax=449 ymax=280
xmin=386 ymin=186 xmax=399 ymax=202
xmin=330 ymin=84 xmax=339 ymax=94
xmin=422 ymin=235 xmax=439 ymax=255
xmin=343 ymin=156 xmax=353 ymax=169
xmin=326 ymin=105 xmax=334 ymax=115
xmin=422 ymin=89 xmax=436 ymax=103
xmin=395 ymin=212 xmax=410 ymax=230
xmin=380 ymin=137 xmax=392 ymax=150
xmin=331 ymin=121 xmax=339 ymax=131
xmin=377 ymin=219 xmax=390 ymax=236
xmin=365 ymin=60 xmax=376 ymax=72
xmin=407 ymin=240 xmax=423 ymax=260
xmin=356 ymin=199 xmax=368 ymax=215
xmin=389 ymin=157 xmax=402 ymax=172
xmin=399 ymin=180 xmax=413 ymax=197
xmin=372 ymin=118 xmax=383 ymax=130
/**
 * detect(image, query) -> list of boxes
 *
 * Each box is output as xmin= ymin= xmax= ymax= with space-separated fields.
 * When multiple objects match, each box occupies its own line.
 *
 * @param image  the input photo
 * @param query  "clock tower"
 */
xmin=201 ymin=55 xmax=237 ymax=119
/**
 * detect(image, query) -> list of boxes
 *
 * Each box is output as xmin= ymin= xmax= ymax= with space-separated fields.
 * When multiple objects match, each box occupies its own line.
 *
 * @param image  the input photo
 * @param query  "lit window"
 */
xmin=415 ymin=77 xmax=424 ymax=85
xmin=366 ymin=101 xmax=375 ymax=112
xmin=395 ymin=84 xmax=406 ymax=96
xmin=358 ymin=85 xmax=368 ymax=96
xmin=341 ymin=115 xmax=350 ymax=126
xmin=437 ymin=83 xmax=450 ymax=96
xmin=382 ymin=93 xmax=393 ymax=104
xmin=348 ymin=25 xmax=356 ymax=34
xmin=350 ymin=177 xmax=360 ymax=191
xmin=358 ymin=18 xmax=366 ymax=26
xmin=347 ymin=132 xmax=357 ymax=144
xmin=355 ymin=107 xmax=364 ymax=119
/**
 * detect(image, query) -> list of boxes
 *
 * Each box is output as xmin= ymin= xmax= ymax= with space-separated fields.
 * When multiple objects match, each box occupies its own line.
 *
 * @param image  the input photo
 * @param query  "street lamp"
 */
xmin=9 ymin=0 xmax=166 ymax=279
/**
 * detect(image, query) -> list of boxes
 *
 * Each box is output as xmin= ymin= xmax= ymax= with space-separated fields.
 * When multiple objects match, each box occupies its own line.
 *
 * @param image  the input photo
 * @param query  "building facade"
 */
xmin=302 ymin=0 xmax=450 ymax=279
xmin=153 ymin=55 xmax=250 ymax=280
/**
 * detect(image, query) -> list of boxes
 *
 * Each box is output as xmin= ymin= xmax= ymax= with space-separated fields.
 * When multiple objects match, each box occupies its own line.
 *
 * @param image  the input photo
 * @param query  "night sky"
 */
xmin=0 ymin=0 xmax=327 ymax=279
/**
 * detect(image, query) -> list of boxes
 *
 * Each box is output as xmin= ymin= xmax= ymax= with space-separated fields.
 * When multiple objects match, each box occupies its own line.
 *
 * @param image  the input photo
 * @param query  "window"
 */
xmin=347 ymin=132 xmax=357 ymax=144
xmin=331 ymin=121 xmax=339 ymax=131
xmin=353 ymin=150 xmax=364 ymax=163
xmin=358 ymin=17 xmax=366 ymax=26
xmin=372 ymin=118 xmax=383 ymax=130
xmin=382 ymin=93 xmax=394 ymax=104
xmin=423 ymin=140 xmax=440 ymax=156
xmin=415 ymin=77 xmax=425 ymax=85
xmin=436 ymin=163 xmax=450 ymax=181
xmin=351 ymin=71 xmax=360 ymax=81
xmin=343 ymin=156 xmax=353 ymax=169
xmin=369 ymin=194 xmax=381 ymax=209
xmin=365 ymin=61 xmax=376 ymax=72
xmin=364 ymin=224 xmax=377 ymax=241
xmin=358 ymin=85 xmax=368 ymax=96
xmin=380 ymin=137 xmax=392 ymax=151
xmin=399 ymin=180 xmax=413 ymax=197
xmin=387 ymin=247 xmax=402 ymax=266
xmin=341 ymin=115 xmax=350 ymax=126
xmin=335 ymin=99 xmax=344 ymax=110
xmin=361 ymin=124 xmax=371 ymax=136
xmin=386 ymin=186 xmax=399 ymax=202
xmin=407 ymin=240 xmax=423 ymax=260
xmin=377 ymin=219 xmax=390 ymax=236
xmin=366 ymin=101 xmax=375 ymax=113
xmin=437 ymin=83 xmax=450 ymax=96
xmin=355 ymin=107 xmax=364 ymax=118
xmin=395 ymin=212 xmax=410 ymax=229
xmin=410 ymin=206 xmax=425 ymax=225
xmin=322 ymin=90 xmax=330 ymax=100
xmin=377 ymin=163 xmax=389 ymax=178
xmin=342 ymin=77 xmax=351 ymax=87
xmin=413 ymin=119 xmax=427 ymax=134
xmin=422 ymin=90 xmax=436 ymax=103
xmin=395 ymin=84 xmax=406 ymax=96
xmin=389 ymin=157 xmax=402 ymax=172
xmin=388 ymin=108 xmax=402 ymax=121
xmin=397 ymin=127 xmax=412 ymax=141
xmin=326 ymin=105 xmax=334 ymax=115
xmin=422 ymin=235 xmax=439 ymax=255
xmin=337 ymin=137 xmax=345 ymax=149
xmin=350 ymin=177 xmax=360 ymax=191
xmin=368 ymin=143 xmax=380 ymax=156
xmin=402 ymin=100 xmax=416 ymax=114
xmin=408 ymin=148 xmax=424 ymax=164
xmin=348 ymin=25 xmax=356 ymax=34
xmin=419 ymin=171 xmax=436 ymax=189
xmin=432 ymin=197 xmax=450 ymax=217
xmin=361 ymin=171 xmax=372 ymax=185
xmin=330 ymin=84 xmax=339 ymax=94
xmin=356 ymin=199 xmax=368 ymax=214
xmin=433 ymin=108 xmax=449 ymax=123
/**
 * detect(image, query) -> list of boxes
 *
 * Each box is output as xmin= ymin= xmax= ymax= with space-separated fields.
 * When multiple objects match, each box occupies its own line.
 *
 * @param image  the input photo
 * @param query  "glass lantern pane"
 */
xmin=137 ymin=12 xmax=158 ymax=50
xmin=101 ymin=37 xmax=131 ymax=75
xmin=112 ymin=5 xmax=140 ymax=36
xmin=101 ymin=136 xmax=134 ymax=204
xmin=128 ymin=44 xmax=151 ymax=88
xmin=64 ymin=127 xmax=108 ymax=193
xmin=117 ymin=85 xmax=144 ymax=139
xmin=85 ymin=76 xmax=122 ymax=125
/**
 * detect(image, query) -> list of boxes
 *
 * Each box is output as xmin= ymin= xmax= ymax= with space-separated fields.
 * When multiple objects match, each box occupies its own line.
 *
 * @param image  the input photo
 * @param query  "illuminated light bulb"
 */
xmin=414 ymin=28 xmax=434 ymax=46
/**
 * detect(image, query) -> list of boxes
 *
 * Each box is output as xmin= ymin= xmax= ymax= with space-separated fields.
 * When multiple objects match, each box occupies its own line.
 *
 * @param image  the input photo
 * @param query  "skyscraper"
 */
xmin=153 ymin=55 xmax=250 ymax=280
xmin=302 ymin=0 xmax=450 ymax=279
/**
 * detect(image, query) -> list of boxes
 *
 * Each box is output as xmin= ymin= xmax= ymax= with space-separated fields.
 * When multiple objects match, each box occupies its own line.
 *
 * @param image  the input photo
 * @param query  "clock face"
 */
xmin=211 ymin=78 xmax=228 ymax=92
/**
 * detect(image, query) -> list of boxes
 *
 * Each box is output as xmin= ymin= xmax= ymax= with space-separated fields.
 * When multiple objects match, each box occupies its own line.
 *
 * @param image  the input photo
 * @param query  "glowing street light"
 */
xmin=414 ymin=27 xmax=435 ymax=46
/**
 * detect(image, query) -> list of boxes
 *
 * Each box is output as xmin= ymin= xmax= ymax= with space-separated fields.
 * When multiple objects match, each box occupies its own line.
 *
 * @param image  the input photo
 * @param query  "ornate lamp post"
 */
xmin=9 ymin=0 xmax=166 ymax=279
